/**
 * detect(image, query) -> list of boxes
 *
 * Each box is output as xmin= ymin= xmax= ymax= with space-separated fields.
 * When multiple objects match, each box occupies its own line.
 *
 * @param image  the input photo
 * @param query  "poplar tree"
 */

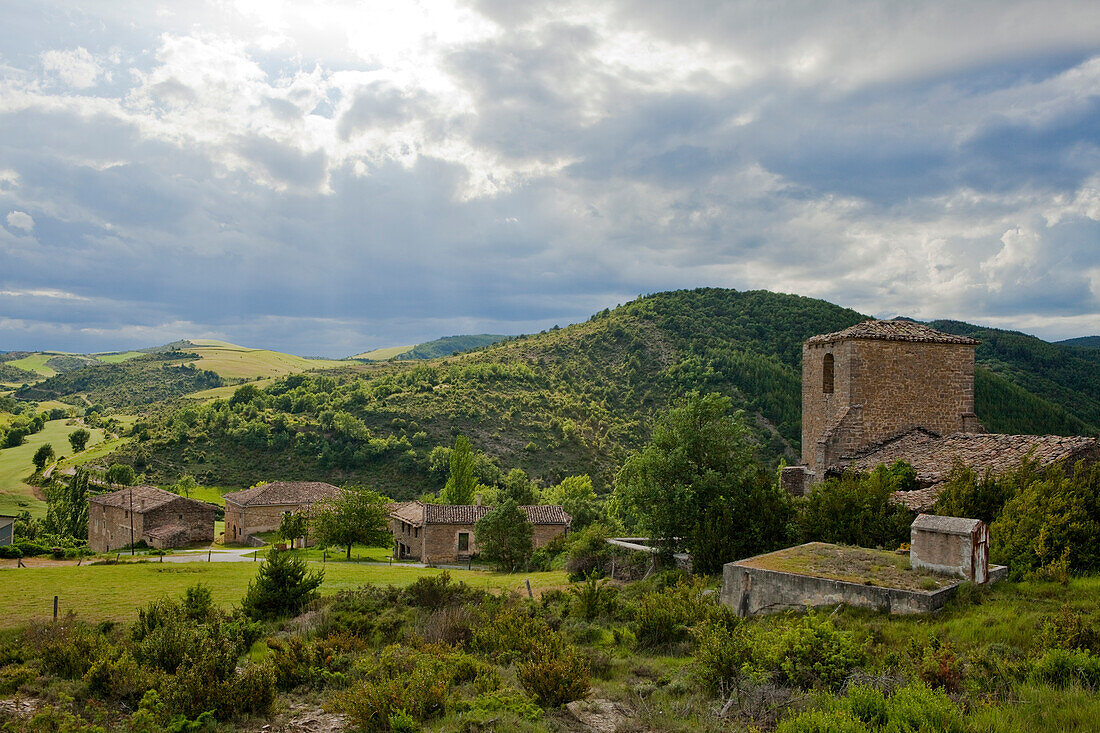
xmin=441 ymin=434 xmax=476 ymax=505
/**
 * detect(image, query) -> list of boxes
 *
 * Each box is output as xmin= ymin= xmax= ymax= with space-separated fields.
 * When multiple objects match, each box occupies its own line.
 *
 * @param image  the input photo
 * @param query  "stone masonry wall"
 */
xmin=803 ymin=339 xmax=976 ymax=472
xmin=227 ymin=502 xmax=321 ymax=545
xmin=411 ymin=522 xmax=568 ymax=564
xmin=89 ymin=503 xmax=144 ymax=553
xmin=144 ymin=500 xmax=215 ymax=547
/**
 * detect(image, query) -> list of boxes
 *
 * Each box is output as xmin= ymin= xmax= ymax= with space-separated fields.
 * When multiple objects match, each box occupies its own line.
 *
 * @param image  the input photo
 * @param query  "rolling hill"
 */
xmin=103 ymin=289 xmax=1099 ymax=499
xmin=350 ymin=334 xmax=508 ymax=361
xmin=1057 ymin=335 xmax=1100 ymax=349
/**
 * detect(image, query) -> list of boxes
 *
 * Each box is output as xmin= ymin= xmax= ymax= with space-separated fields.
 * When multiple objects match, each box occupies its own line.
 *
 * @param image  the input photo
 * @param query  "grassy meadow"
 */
xmin=6 ymin=353 xmax=64 ymax=379
xmin=183 ymin=340 xmax=352 ymax=379
xmin=93 ymin=351 xmax=144 ymax=364
xmin=185 ymin=378 xmax=275 ymax=400
xmin=0 ymin=560 xmax=569 ymax=627
xmin=350 ymin=344 xmax=415 ymax=360
xmin=0 ymin=419 xmax=107 ymax=517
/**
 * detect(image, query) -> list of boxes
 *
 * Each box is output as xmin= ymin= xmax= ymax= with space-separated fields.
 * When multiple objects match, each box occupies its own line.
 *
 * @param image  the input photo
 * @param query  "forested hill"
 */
xmin=108 ymin=288 xmax=1098 ymax=498
xmin=1056 ymin=335 xmax=1100 ymax=349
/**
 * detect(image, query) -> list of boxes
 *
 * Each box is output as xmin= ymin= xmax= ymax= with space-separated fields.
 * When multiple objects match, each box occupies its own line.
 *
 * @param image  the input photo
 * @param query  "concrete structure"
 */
xmin=720 ymin=541 xmax=1007 ymax=617
xmin=801 ymin=320 xmax=981 ymax=482
xmin=224 ymin=481 xmax=342 ymax=545
xmin=389 ymin=501 xmax=571 ymax=564
xmin=0 ymin=514 xmax=14 ymax=546
xmin=787 ymin=319 xmax=1099 ymax=505
xmin=910 ymin=514 xmax=989 ymax=583
xmin=88 ymin=486 xmax=216 ymax=552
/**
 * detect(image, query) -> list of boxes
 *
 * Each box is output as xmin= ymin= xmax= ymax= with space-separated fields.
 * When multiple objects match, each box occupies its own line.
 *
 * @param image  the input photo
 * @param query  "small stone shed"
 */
xmin=910 ymin=514 xmax=989 ymax=583
xmin=389 ymin=501 xmax=571 ymax=564
xmin=88 ymin=486 xmax=216 ymax=552
xmin=224 ymin=481 xmax=342 ymax=546
xmin=0 ymin=514 xmax=14 ymax=546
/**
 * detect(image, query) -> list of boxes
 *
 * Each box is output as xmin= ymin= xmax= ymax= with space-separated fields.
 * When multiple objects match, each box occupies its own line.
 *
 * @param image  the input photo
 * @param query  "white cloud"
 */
xmin=5 ymin=211 xmax=34 ymax=232
xmin=40 ymin=47 xmax=104 ymax=88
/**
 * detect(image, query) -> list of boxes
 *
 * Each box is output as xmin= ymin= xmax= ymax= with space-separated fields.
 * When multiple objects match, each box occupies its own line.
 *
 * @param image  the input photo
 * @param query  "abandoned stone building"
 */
xmin=224 ymin=481 xmax=342 ymax=545
xmin=88 ymin=486 xmax=216 ymax=552
xmin=388 ymin=501 xmax=571 ymax=564
xmin=784 ymin=319 xmax=1100 ymax=509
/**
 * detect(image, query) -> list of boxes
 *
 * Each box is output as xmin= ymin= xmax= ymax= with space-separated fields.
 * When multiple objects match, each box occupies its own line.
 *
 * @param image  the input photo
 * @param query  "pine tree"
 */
xmin=241 ymin=548 xmax=324 ymax=619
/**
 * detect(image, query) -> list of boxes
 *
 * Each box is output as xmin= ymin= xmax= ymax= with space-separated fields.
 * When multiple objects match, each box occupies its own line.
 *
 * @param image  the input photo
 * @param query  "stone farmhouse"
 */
xmin=389 ymin=501 xmax=571 ymax=564
xmin=224 ymin=481 xmax=342 ymax=546
xmin=88 ymin=486 xmax=216 ymax=552
xmin=0 ymin=514 xmax=14 ymax=546
xmin=784 ymin=320 xmax=1099 ymax=509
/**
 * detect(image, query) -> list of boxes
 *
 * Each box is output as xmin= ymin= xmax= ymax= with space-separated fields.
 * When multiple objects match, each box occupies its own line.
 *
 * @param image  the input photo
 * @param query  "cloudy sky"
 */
xmin=2 ymin=1 xmax=1099 ymax=356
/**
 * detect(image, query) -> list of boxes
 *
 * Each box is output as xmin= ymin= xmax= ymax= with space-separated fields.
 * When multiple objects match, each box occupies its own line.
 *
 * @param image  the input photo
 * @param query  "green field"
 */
xmin=0 ymin=562 xmax=569 ymax=627
xmin=185 ymin=378 xmax=276 ymax=400
xmin=350 ymin=344 xmax=415 ymax=360
xmin=183 ymin=340 xmax=352 ymax=379
xmin=7 ymin=353 xmax=63 ymax=378
xmin=0 ymin=419 xmax=106 ymax=516
xmin=94 ymin=351 xmax=144 ymax=364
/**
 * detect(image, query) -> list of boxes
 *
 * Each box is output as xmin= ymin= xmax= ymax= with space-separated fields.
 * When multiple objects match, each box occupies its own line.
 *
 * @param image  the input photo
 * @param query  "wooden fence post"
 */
xmin=53 ymin=596 xmax=58 ymax=621
xmin=525 ymin=579 xmax=533 ymax=599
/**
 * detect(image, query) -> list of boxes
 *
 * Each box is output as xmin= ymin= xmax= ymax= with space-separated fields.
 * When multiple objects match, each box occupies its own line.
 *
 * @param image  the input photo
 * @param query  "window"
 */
xmin=458 ymin=532 xmax=469 ymax=552
xmin=414 ymin=527 xmax=419 ymax=538
xmin=822 ymin=353 xmax=834 ymax=394
xmin=178 ymin=514 xmax=183 ymax=520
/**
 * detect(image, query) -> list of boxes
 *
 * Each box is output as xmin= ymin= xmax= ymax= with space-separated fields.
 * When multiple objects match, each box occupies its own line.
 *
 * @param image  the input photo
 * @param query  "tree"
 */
xmin=474 ymin=498 xmax=533 ymax=571
xmin=311 ymin=485 xmax=391 ymax=559
xmin=229 ymin=383 xmax=262 ymax=407
xmin=614 ymin=392 xmax=792 ymax=573
xmin=32 ymin=443 xmax=55 ymax=470
xmin=502 ymin=468 xmax=539 ymax=505
xmin=68 ymin=428 xmax=91 ymax=453
xmin=45 ymin=468 xmax=90 ymax=539
xmin=279 ymin=510 xmax=309 ymax=546
xmin=798 ymin=465 xmax=915 ymax=550
xmin=173 ymin=474 xmax=197 ymax=497
xmin=543 ymin=474 xmax=600 ymax=529
xmin=441 ymin=435 xmax=476 ymax=505
xmin=3 ymin=425 xmax=28 ymax=448
xmin=105 ymin=463 xmax=136 ymax=486
xmin=241 ymin=548 xmax=324 ymax=619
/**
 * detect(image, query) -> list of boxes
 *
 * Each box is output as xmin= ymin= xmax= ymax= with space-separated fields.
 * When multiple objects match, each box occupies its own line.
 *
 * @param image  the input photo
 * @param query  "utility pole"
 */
xmin=129 ymin=485 xmax=135 ymax=555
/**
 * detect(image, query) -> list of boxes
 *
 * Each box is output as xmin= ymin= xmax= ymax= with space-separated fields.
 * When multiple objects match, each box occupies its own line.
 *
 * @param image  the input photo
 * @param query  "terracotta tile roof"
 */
xmin=806 ymin=320 xmax=981 ymax=346
xmin=223 ymin=481 xmax=343 ymax=507
xmin=834 ymin=429 xmax=1100 ymax=512
xmin=90 ymin=485 xmax=189 ymax=512
xmin=389 ymin=501 xmax=571 ymax=527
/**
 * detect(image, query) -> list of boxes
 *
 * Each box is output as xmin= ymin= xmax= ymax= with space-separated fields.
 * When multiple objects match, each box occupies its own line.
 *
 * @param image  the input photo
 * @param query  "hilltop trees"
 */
xmin=614 ymin=392 xmax=793 ymax=574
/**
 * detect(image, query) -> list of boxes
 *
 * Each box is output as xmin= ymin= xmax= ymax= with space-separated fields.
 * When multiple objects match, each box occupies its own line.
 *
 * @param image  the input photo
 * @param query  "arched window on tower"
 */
xmin=822 ymin=353 xmax=834 ymax=394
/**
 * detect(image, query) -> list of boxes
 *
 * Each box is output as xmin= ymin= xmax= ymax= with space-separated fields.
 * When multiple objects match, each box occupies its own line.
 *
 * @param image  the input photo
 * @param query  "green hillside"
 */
xmin=930 ymin=320 xmax=1100 ymax=431
xmin=1057 ymin=335 xmax=1100 ymax=348
xmin=33 ymin=289 xmax=1100 ymax=502
xmin=14 ymin=351 xmax=224 ymax=408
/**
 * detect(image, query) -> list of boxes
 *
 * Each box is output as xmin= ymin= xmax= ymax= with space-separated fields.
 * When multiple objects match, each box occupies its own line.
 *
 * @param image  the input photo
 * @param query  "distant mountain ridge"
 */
xmin=1057 ymin=336 xmax=1100 ymax=349
xmin=351 ymin=334 xmax=508 ymax=361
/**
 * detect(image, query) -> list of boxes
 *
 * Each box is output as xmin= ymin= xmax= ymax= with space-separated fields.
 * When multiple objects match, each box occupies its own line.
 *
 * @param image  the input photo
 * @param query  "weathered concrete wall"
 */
xmin=720 ymin=562 xmax=959 ymax=617
xmin=802 ymin=339 xmax=977 ymax=474
xmin=910 ymin=516 xmax=988 ymax=583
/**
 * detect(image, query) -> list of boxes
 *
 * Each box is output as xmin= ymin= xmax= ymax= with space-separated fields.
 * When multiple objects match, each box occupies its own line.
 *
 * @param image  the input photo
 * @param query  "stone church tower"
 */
xmin=799 ymin=320 xmax=983 ymax=482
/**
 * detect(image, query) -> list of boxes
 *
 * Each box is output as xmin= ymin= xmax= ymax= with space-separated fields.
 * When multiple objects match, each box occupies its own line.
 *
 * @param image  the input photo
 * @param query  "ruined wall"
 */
xmin=227 ymin=502 xmax=320 ymax=545
xmin=803 ymin=339 xmax=977 ymax=474
xmin=412 ymin=522 xmax=568 ymax=564
xmin=144 ymin=500 xmax=215 ymax=547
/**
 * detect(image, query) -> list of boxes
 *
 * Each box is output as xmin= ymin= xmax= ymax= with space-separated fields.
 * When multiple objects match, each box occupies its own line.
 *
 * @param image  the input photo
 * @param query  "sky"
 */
xmin=1 ymin=0 xmax=1099 ymax=356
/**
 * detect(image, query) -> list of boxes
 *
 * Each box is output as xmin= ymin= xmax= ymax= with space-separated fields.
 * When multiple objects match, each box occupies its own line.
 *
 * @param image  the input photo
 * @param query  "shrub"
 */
xmin=1031 ymin=648 xmax=1100 ymax=689
xmin=631 ymin=577 xmax=727 ymax=649
xmin=1038 ymin=605 xmax=1100 ymax=653
xmin=82 ymin=649 xmax=148 ymax=704
xmin=692 ymin=619 xmax=753 ymax=691
xmin=333 ymin=645 xmax=451 ymax=732
xmin=516 ymin=640 xmax=590 ymax=707
xmin=569 ymin=575 xmax=617 ymax=621
xmin=241 ymin=548 xmax=324 ymax=620
xmin=798 ymin=465 xmax=914 ymax=549
xmin=0 ymin=545 xmax=22 ymax=559
xmin=0 ymin=664 xmax=36 ymax=694
xmin=777 ymin=683 xmax=964 ymax=733
xmin=776 ymin=709 xmax=867 ymax=733
xmin=564 ymin=522 xmax=614 ymax=580
xmin=452 ymin=688 xmax=543 ymax=724
xmin=759 ymin=611 xmax=864 ymax=691
xmin=472 ymin=605 xmax=555 ymax=663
